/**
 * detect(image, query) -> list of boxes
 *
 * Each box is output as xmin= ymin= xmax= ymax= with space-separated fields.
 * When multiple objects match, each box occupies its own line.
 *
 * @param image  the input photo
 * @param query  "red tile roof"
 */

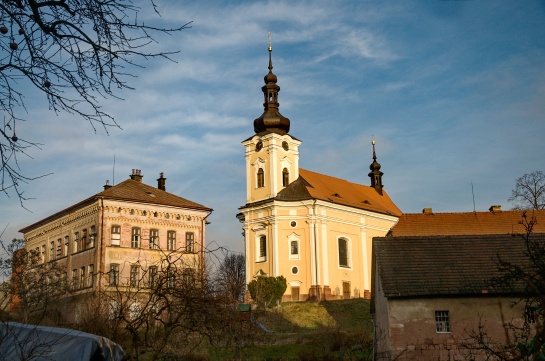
xmin=20 ymin=178 xmax=212 ymax=233
xmin=97 ymin=178 xmax=211 ymax=211
xmin=274 ymin=168 xmax=401 ymax=217
xmin=373 ymin=234 xmax=543 ymax=298
xmin=389 ymin=209 xmax=545 ymax=237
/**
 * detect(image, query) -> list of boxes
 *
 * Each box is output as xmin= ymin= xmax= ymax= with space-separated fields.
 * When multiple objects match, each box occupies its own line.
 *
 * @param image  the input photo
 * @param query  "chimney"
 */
xmin=103 ymin=180 xmax=112 ymax=190
xmin=489 ymin=205 xmax=501 ymax=212
xmin=157 ymin=172 xmax=166 ymax=191
xmin=130 ymin=169 xmax=143 ymax=182
xmin=422 ymin=208 xmax=433 ymax=214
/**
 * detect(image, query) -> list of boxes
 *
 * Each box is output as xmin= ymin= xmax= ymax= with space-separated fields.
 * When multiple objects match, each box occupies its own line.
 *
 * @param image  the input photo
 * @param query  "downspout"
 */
xmin=200 ymin=210 xmax=212 ymax=285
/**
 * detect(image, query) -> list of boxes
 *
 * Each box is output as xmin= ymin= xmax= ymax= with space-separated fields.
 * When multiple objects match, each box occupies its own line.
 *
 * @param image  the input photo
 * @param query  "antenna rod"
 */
xmin=471 ymin=180 xmax=476 ymax=212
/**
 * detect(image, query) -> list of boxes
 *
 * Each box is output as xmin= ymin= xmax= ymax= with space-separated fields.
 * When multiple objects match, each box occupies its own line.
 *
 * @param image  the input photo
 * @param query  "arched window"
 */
xmin=338 ymin=238 xmax=349 ymax=267
xmin=257 ymin=168 xmax=264 ymax=188
xmin=257 ymin=235 xmax=267 ymax=262
xmin=282 ymin=168 xmax=289 ymax=187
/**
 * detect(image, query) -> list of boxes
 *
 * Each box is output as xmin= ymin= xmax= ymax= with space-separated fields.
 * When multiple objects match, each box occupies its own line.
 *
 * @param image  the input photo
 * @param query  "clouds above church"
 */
xmin=1 ymin=0 xmax=544 ymax=254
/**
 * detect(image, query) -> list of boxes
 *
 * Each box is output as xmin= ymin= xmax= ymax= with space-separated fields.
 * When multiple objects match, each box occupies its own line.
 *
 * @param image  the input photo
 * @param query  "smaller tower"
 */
xmin=368 ymin=138 xmax=384 ymax=195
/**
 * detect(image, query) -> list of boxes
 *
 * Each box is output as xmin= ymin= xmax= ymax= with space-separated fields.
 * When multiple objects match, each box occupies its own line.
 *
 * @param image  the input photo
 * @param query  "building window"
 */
xmin=257 ymin=168 xmax=264 ymax=188
xmin=88 ymin=264 xmax=95 ymax=288
xmin=435 ymin=310 xmax=451 ymax=333
xmin=109 ymin=300 xmax=120 ymax=320
xmin=282 ymin=168 xmax=289 ymax=187
xmin=167 ymin=231 xmax=176 ymax=251
xmin=72 ymin=269 xmax=78 ymax=290
xmin=129 ymin=302 xmax=141 ymax=321
xmin=257 ymin=235 xmax=267 ymax=262
xmin=186 ymin=232 xmax=194 ymax=253
xmin=130 ymin=265 xmax=140 ymax=287
xmin=338 ymin=238 xmax=349 ymax=268
xmin=150 ymin=229 xmax=159 ymax=249
xmin=111 ymin=225 xmax=121 ymax=246
xmin=80 ymin=267 xmax=86 ymax=288
xmin=64 ymin=236 xmax=69 ymax=256
xmin=131 ymin=227 xmax=141 ymax=248
xmin=80 ymin=229 xmax=87 ymax=251
xmin=149 ymin=266 xmax=157 ymax=288
xmin=74 ymin=232 xmax=79 ymax=253
xmin=50 ymin=241 xmax=55 ymax=261
xmin=290 ymin=240 xmax=299 ymax=256
xmin=57 ymin=238 xmax=62 ymax=258
xmin=167 ymin=273 xmax=175 ymax=289
xmin=89 ymin=226 xmax=96 ymax=248
xmin=41 ymin=245 xmax=46 ymax=263
xmin=182 ymin=268 xmax=195 ymax=286
xmin=109 ymin=264 xmax=119 ymax=286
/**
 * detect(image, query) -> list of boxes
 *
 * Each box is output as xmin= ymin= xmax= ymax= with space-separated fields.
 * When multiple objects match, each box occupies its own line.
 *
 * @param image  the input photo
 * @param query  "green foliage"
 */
xmin=247 ymin=276 xmax=287 ymax=308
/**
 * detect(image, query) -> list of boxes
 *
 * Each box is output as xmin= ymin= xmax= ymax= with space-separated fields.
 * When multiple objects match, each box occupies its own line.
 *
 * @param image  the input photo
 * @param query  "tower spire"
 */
xmin=253 ymin=32 xmax=290 ymax=135
xmin=368 ymin=136 xmax=384 ymax=195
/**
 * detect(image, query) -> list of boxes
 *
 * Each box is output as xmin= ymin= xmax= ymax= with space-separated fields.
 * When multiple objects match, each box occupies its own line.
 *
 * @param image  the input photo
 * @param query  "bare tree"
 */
xmin=509 ymin=171 xmax=545 ymax=210
xmin=0 ymin=0 xmax=190 ymax=203
xmin=463 ymin=212 xmax=545 ymax=360
xmin=215 ymin=252 xmax=246 ymax=303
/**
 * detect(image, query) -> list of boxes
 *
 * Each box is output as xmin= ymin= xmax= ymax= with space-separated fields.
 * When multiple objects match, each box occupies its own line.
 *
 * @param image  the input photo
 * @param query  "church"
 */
xmin=238 ymin=44 xmax=401 ymax=301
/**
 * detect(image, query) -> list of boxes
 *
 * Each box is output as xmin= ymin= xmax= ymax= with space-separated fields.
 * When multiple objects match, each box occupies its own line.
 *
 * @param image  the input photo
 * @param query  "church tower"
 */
xmin=241 ymin=37 xmax=301 ymax=204
xmin=239 ymin=38 xmax=401 ymax=301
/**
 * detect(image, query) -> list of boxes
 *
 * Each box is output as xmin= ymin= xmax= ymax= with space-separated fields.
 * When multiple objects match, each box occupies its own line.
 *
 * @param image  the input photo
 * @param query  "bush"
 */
xmin=247 ymin=276 xmax=287 ymax=309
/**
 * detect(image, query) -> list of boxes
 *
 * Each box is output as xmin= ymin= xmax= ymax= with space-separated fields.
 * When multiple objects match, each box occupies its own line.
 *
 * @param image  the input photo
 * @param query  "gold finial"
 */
xmin=372 ymin=134 xmax=376 ymax=145
xmin=268 ymin=32 xmax=272 ymax=51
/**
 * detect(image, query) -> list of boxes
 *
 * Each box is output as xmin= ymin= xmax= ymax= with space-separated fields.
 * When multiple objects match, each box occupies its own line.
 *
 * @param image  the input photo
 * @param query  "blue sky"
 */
xmin=1 ymin=0 xmax=544 ymax=254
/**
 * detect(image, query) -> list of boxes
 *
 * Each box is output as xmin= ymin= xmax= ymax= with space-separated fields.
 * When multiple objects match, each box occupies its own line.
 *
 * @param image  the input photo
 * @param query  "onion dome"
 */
xmin=368 ymin=139 xmax=384 ymax=195
xmin=253 ymin=42 xmax=290 ymax=134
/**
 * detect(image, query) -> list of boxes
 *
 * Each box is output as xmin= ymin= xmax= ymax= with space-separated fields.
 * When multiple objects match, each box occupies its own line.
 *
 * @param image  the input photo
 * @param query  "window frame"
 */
xmin=257 ymin=168 xmax=264 ymax=188
xmin=74 ymin=232 xmax=80 ymax=253
xmin=57 ymin=238 xmax=62 ymax=258
xmin=282 ymin=167 xmax=289 ymax=187
xmin=167 ymin=231 xmax=176 ymax=251
xmin=435 ymin=310 xmax=451 ymax=333
xmin=131 ymin=227 xmax=141 ymax=248
xmin=109 ymin=264 xmax=120 ymax=286
xmin=149 ymin=229 xmax=159 ymax=249
xmin=185 ymin=232 xmax=195 ymax=253
xmin=89 ymin=225 xmax=96 ymax=248
xmin=88 ymin=264 xmax=95 ymax=288
xmin=50 ymin=241 xmax=55 ymax=261
xmin=256 ymin=235 xmax=267 ymax=262
xmin=111 ymin=225 xmax=121 ymax=246
xmin=130 ymin=264 xmax=140 ymax=288
xmin=338 ymin=237 xmax=350 ymax=268
xmin=148 ymin=266 xmax=158 ymax=288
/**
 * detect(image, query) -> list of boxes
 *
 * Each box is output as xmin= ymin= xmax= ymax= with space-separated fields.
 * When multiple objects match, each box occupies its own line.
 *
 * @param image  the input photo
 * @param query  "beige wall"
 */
xmin=374 ymin=289 xmax=530 ymax=360
xmin=21 ymin=197 xmax=209 ymax=320
xmin=243 ymin=199 xmax=398 ymax=300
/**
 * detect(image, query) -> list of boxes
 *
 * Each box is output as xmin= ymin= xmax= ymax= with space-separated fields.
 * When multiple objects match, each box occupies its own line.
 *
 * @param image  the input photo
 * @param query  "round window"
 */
xmin=290 ymin=221 xmax=297 ymax=227
xmin=291 ymin=266 xmax=298 ymax=274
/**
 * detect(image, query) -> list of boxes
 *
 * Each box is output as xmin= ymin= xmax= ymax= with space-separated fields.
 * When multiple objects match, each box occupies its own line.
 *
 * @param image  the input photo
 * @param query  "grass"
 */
xmin=209 ymin=298 xmax=374 ymax=360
